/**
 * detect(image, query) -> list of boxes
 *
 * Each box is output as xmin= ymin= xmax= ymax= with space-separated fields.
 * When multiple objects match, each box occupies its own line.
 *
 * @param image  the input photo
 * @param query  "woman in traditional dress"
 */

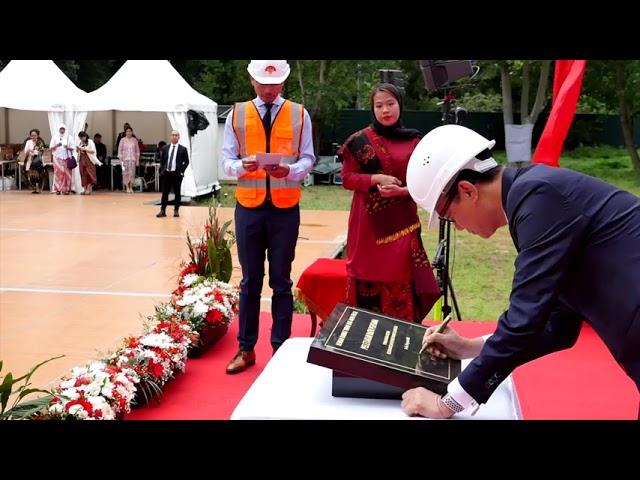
xmin=49 ymin=123 xmax=73 ymax=195
xmin=76 ymin=131 xmax=102 ymax=195
xmin=339 ymin=83 xmax=440 ymax=322
xmin=117 ymin=126 xmax=139 ymax=193
xmin=23 ymin=128 xmax=46 ymax=193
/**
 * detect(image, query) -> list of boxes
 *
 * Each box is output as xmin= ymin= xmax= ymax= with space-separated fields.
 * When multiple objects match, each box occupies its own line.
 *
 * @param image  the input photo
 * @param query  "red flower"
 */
xmin=125 ymin=337 xmax=141 ymax=348
xmin=172 ymin=285 xmax=185 ymax=297
xmin=147 ymin=360 xmax=164 ymax=379
xmin=205 ymin=308 xmax=223 ymax=324
xmin=94 ymin=409 xmax=103 ymax=418
xmin=179 ymin=263 xmax=197 ymax=278
xmin=65 ymin=397 xmax=93 ymax=416
xmin=74 ymin=376 xmax=92 ymax=387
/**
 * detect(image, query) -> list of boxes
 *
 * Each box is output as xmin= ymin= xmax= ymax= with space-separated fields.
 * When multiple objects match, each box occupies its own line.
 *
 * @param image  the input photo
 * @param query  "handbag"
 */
xmin=30 ymin=154 xmax=43 ymax=170
xmin=66 ymin=155 xmax=77 ymax=170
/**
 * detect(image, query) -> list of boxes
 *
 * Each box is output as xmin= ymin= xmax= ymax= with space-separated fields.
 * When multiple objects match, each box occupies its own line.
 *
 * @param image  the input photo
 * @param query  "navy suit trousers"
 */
xmin=234 ymin=201 xmax=300 ymax=351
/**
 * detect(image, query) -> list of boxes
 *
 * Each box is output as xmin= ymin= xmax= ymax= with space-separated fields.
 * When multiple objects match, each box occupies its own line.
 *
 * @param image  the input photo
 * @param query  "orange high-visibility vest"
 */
xmin=232 ymin=100 xmax=305 ymax=208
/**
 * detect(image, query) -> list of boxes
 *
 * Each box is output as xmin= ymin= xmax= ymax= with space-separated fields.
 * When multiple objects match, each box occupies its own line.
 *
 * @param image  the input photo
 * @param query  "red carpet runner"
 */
xmin=126 ymin=315 xmax=638 ymax=420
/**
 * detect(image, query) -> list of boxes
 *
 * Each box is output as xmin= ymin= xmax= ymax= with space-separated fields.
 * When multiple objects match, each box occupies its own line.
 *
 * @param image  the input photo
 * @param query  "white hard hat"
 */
xmin=407 ymin=124 xmax=498 ymax=229
xmin=247 ymin=60 xmax=290 ymax=84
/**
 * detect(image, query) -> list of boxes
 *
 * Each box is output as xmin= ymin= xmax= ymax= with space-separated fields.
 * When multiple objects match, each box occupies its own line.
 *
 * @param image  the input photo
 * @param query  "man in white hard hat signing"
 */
xmin=222 ymin=60 xmax=315 ymax=374
xmin=401 ymin=124 xmax=640 ymax=418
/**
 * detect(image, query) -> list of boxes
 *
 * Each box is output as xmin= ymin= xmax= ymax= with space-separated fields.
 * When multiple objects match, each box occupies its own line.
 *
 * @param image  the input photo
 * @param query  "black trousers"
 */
xmin=234 ymin=202 xmax=300 ymax=351
xmin=159 ymin=171 xmax=183 ymax=211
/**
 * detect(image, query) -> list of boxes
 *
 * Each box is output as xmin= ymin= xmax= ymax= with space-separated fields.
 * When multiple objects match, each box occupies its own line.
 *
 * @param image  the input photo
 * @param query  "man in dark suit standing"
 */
xmin=156 ymin=130 xmax=189 ymax=218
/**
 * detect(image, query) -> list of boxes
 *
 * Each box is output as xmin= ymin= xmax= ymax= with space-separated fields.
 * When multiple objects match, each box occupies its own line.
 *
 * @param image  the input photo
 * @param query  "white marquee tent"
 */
xmin=83 ymin=60 xmax=219 ymax=197
xmin=0 ymin=60 xmax=91 ymax=192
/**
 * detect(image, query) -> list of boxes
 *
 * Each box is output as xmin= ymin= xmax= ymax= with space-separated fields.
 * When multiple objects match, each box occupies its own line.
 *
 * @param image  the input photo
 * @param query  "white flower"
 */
xmin=140 ymin=332 xmax=174 ymax=349
xmin=193 ymin=301 xmax=210 ymax=315
xmin=101 ymin=384 xmax=114 ymax=398
xmin=59 ymin=378 xmax=76 ymax=389
xmin=181 ymin=273 xmax=200 ymax=287
xmin=68 ymin=404 xmax=87 ymax=418
xmin=49 ymin=403 xmax=64 ymax=415
xmin=177 ymin=294 xmax=198 ymax=306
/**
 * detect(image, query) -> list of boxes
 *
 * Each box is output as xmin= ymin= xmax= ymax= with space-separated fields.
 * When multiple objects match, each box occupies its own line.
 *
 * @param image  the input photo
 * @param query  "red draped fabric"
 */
xmin=532 ymin=60 xmax=587 ymax=167
xmin=295 ymin=258 xmax=347 ymax=320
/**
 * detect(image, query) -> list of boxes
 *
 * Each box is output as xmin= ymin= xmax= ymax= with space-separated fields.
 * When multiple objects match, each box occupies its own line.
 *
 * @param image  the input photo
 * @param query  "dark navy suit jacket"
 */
xmin=159 ymin=143 xmax=189 ymax=176
xmin=459 ymin=164 xmax=640 ymax=403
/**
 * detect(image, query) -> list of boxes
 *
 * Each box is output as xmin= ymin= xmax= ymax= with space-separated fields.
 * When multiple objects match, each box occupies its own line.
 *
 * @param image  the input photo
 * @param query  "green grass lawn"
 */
xmin=210 ymin=147 xmax=640 ymax=321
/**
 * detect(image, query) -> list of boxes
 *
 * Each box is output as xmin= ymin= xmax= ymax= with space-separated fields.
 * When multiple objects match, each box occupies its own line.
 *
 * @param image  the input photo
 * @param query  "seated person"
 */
xmin=157 ymin=141 xmax=167 ymax=162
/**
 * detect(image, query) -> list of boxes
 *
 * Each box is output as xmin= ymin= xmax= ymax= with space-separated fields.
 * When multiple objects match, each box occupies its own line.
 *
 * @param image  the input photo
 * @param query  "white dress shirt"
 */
xmin=168 ymin=143 xmax=178 ymax=171
xmin=447 ymin=333 xmax=494 ymax=413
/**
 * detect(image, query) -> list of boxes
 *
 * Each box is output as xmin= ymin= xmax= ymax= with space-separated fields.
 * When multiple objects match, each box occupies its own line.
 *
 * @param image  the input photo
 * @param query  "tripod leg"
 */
xmin=447 ymin=274 xmax=462 ymax=321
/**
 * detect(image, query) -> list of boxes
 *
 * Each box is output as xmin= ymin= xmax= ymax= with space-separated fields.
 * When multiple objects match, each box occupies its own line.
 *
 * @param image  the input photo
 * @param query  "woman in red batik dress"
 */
xmin=339 ymin=83 xmax=440 ymax=323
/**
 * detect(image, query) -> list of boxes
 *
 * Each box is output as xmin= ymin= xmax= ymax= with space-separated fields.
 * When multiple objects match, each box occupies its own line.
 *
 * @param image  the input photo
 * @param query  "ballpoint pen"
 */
xmin=418 ymin=314 xmax=452 ymax=356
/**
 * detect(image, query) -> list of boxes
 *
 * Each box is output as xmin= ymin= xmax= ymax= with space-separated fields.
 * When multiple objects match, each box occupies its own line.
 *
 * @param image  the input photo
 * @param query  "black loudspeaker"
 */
xmin=187 ymin=110 xmax=210 ymax=137
xmin=419 ymin=60 xmax=475 ymax=92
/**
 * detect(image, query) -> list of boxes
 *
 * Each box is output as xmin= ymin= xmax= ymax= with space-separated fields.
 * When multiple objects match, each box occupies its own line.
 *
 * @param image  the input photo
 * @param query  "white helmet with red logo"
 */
xmin=247 ymin=60 xmax=290 ymax=84
xmin=407 ymin=124 xmax=498 ymax=229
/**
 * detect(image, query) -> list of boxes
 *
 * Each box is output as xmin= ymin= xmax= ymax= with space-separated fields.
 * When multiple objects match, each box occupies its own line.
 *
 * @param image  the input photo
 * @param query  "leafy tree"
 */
xmin=581 ymin=60 xmax=640 ymax=175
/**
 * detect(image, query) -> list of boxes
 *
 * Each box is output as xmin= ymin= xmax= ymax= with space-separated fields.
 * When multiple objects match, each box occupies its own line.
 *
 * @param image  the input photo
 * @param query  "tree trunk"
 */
xmin=500 ymin=64 xmax=514 ymax=125
xmin=520 ymin=62 xmax=531 ymax=124
xmin=296 ymin=60 xmax=306 ymax=104
xmin=615 ymin=61 xmax=640 ymax=176
xmin=528 ymin=60 xmax=551 ymax=125
xmin=309 ymin=60 xmax=332 ymax=154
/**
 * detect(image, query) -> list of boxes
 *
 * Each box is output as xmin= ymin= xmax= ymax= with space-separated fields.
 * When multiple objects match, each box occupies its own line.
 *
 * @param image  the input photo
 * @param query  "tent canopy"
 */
xmin=85 ymin=60 xmax=217 ymax=113
xmin=84 ymin=60 xmax=219 ymax=197
xmin=0 ymin=60 xmax=89 ymax=111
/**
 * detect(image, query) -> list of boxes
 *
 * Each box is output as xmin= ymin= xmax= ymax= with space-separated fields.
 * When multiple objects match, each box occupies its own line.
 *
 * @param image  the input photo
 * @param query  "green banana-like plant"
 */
xmin=0 ymin=355 xmax=63 ymax=420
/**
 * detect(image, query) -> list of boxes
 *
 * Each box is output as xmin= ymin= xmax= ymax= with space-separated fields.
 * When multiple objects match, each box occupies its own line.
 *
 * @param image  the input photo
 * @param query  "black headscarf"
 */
xmin=370 ymin=83 xmax=422 ymax=139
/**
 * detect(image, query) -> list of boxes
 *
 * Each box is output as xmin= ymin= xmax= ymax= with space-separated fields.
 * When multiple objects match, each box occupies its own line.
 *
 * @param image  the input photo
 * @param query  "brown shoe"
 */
xmin=225 ymin=350 xmax=256 ymax=374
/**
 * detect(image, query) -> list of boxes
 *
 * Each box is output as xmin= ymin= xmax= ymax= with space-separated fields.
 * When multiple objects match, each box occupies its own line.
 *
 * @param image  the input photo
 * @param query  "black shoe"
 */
xmin=156 ymin=211 xmax=166 ymax=218
xmin=173 ymin=211 xmax=180 ymax=217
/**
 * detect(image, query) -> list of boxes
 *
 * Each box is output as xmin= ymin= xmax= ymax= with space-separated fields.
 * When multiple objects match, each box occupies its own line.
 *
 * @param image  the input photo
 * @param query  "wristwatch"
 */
xmin=440 ymin=393 xmax=465 ymax=414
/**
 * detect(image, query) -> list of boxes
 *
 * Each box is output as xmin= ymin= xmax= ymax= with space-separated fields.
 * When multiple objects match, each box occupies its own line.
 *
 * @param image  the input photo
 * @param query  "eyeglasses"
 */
xmin=435 ymin=190 xmax=455 ymax=222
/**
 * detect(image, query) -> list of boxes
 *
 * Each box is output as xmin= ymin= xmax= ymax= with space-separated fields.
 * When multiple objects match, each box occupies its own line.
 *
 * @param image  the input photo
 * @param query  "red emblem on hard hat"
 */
xmin=265 ymin=65 xmax=276 ymax=73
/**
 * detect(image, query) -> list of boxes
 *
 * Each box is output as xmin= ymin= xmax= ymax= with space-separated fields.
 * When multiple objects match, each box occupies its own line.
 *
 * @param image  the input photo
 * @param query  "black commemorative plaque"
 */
xmin=307 ymin=303 xmax=461 ymax=397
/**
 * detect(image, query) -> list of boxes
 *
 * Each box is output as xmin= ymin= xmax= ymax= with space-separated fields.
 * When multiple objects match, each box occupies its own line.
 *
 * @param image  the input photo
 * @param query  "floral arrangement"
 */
xmin=3 ymin=202 xmax=241 ymax=420
xmin=185 ymin=200 xmax=235 ymax=282
xmin=47 ymin=362 xmax=139 ymax=420
xmin=170 ymin=276 xmax=239 ymax=331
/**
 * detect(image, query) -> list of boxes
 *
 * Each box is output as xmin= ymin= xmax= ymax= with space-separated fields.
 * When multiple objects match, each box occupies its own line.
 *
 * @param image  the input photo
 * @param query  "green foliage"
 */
xmin=459 ymin=92 xmax=503 ymax=112
xmin=293 ymin=298 xmax=309 ymax=314
xmin=186 ymin=199 xmax=236 ymax=283
xmin=0 ymin=356 xmax=63 ymax=420
xmin=54 ymin=60 xmax=80 ymax=82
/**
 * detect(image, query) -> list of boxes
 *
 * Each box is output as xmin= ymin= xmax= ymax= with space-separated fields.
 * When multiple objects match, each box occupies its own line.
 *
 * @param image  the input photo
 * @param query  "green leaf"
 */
xmin=218 ymin=219 xmax=232 ymax=248
xmin=219 ymin=247 xmax=232 ymax=283
xmin=1 ymin=373 xmax=13 ymax=414
xmin=1 ymin=395 xmax=53 ymax=420
xmin=17 ymin=387 xmax=52 ymax=401
xmin=208 ymin=238 xmax=219 ymax=279
xmin=0 ymin=360 xmax=3 ymax=374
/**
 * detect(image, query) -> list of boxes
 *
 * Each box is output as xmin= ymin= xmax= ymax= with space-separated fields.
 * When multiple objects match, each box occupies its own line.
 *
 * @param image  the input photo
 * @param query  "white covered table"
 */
xmin=231 ymin=337 xmax=522 ymax=420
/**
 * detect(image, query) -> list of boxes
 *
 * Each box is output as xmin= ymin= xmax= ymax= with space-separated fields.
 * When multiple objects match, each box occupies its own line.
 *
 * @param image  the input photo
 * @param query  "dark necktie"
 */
xmin=263 ymin=103 xmax=273 ymax=152
xmin=263 ymin=103 xmax=273 ymax=203
xmin=169 ymin=145 xmax=176 ymax=171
